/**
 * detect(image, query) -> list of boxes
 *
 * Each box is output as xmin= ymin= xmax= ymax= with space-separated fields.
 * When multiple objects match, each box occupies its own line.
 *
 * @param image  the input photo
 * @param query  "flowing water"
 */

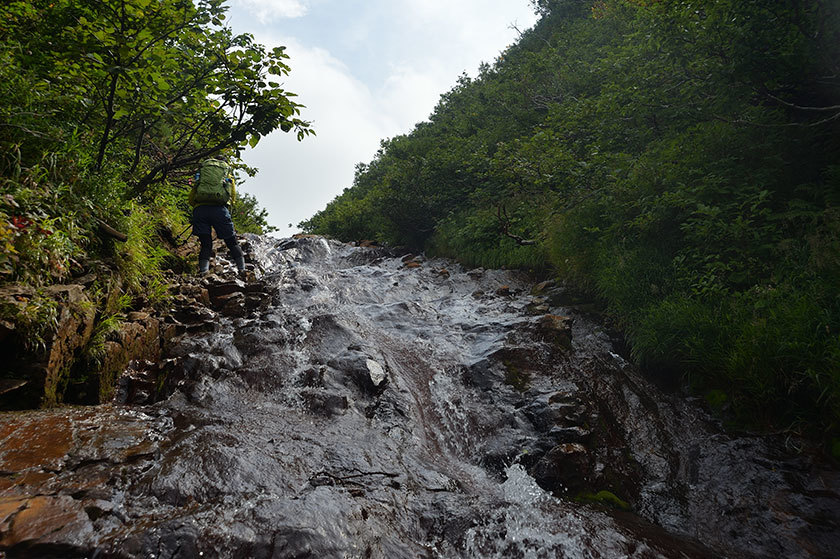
xmin=1 ymin=236 xmax=838 ymax=558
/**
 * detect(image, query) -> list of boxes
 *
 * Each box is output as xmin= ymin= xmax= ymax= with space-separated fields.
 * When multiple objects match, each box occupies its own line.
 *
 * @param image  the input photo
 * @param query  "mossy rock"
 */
xmin=503 ymin=360 xmax=531 ymax=392
xmin=575 ymin=490 xmax=631 ymax=511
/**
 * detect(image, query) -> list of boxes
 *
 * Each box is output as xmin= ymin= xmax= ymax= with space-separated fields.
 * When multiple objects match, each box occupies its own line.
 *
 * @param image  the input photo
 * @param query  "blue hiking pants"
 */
xmin=192 ymin=205 xmax=242 ymax=262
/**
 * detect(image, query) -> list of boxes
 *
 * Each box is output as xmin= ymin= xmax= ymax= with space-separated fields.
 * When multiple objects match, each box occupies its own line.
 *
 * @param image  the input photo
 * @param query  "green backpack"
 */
xmin=194 ymin=159 xmax=231 ymax=205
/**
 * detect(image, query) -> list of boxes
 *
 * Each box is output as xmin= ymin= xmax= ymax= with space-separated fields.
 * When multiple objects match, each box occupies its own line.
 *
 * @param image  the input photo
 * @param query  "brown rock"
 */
xmin=0 ymin=498 xmax=26 ymax=533
xmin=404 ymin=261 xmax=421 ymax=269
xmin=217 ymin=292 xmax=247 ymax=317
xmin=126 ymin=311 xmax=151 ymax=322
xmin=39 ymin=285 xmax=96 ymax=406
xmin=496 ymin=285 xmax=512 ymax=296
xmin=0 ymin=495 xmax=92 ymax=548
xmin=0 ymin=414 xmax=72 ymax=472
xmin=536 ymin=314 xmax=573 ymax=349
xmin=531 ymin=280 xmax=556 ymax=295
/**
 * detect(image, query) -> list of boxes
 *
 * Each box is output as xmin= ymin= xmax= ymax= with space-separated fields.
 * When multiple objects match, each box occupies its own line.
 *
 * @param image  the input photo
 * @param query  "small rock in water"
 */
xmin=366 ymin=359 xmax=387 ymax=387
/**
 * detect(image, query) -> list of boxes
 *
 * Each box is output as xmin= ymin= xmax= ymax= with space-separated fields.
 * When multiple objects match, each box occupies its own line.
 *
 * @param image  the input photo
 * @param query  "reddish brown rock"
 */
xmin=0 ymin=414 xmax=72 ymax=473
xmin=0 ymin=495 xmax=93 ymax=548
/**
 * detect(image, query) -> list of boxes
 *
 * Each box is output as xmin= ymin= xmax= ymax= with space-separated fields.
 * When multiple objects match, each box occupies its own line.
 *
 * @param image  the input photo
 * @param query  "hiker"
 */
xmin=188 ymin=156 xmax=246 ymax=274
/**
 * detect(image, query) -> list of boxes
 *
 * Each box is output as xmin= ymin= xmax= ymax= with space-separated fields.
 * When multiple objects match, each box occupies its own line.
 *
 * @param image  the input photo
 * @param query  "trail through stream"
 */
xmin=1 ymin=236 xmax=838 ymax=558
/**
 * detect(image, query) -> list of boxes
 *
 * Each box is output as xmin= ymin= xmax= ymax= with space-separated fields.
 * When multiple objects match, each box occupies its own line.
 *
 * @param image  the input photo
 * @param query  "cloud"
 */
xmin=231 ymin=0 xmax=309 ymax=23
xmin=236 ymin=35 xmax=395 ymax=235
xmin=224 ymin=1 xmax=540 ymax=236
xmin=378 ymin=65 xmax=444 ymax=131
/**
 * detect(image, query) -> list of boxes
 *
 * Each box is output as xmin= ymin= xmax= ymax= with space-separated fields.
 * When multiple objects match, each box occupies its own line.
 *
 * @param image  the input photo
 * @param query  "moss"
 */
xmin=704 ymin=389 xmax=728 ymax=413
xmin=575 ymin=490 xmax=631 ymax=511
xmin=503 ymin=360 xmax=531 ymax=392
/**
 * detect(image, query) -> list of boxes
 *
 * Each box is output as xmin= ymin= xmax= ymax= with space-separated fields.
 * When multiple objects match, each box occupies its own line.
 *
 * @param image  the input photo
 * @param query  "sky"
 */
xmin=225 ymin=0 xmax=539 ymax=237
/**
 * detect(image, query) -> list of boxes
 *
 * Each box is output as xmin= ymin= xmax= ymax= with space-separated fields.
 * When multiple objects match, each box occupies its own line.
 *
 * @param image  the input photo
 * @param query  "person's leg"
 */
xmin=192 ymin=207 xmax=214 ymax=274
xmin=212 ymin=206 xmax=245 ymax=272
xmin=223 ymin=235 xmax=245 ymax=272
xmin=198 ymin=234 xmax=213 ymax=273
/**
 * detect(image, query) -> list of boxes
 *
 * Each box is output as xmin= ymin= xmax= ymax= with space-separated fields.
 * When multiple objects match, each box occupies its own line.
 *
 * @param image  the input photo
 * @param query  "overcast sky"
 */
xmin=226 ymin=0 xmax=539 ymax=236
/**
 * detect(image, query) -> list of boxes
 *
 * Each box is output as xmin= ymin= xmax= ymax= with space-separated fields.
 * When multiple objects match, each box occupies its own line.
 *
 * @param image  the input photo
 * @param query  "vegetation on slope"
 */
xmin=1 ymin=0 xmax=310 ymax=391
xmin=301 ymin=0 xmax=840 ymax=441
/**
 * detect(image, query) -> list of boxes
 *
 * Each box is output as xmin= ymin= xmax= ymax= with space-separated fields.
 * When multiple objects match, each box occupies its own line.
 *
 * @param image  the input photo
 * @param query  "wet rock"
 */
xmin=547 ymin=425 xmax=591 ymax=444
xmin=0 ymin=495 xmax=93 ymax=551
xmin=495 ymin=285 xmax=512 ymax=296
xmin=531 ymin=443 xmax=592 ymax=496
xmin=535 ymin=314 xmax=573 ymax=349
xmin=79 ymin=314 xmax=163 ymax=403
xmin=365 ymin=359 xmax=387 ymax=387
xmin=460 ymin=359 xmax=498 ymax=391
xmin=0 ymin=234 xmax=836 ymax=559
xmin=526 ymin=299 xmax=551 ymax=315
xmin=207 ymin=277 xmax=246 ymax=300
xmin=327 ymin=350 xmax=389 ymax=395
xmin=301 ymin=390 xmax=349 ymax=417
xmin=170 ymin=303 xmax=217 ymax=327
xmin=114 ymin=360 xmax=160 ymax=405
xmin=216 ymin=291 xmax=247 ymax=317
xmin=245 ymin=294 xmax=269 ymax=312
xmin=176 ymin=284 xmax=211 ymax=306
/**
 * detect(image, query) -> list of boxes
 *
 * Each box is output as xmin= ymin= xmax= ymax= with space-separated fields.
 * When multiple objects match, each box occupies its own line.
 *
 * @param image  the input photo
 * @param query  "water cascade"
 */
xmin=1 ymin=236 xmax=837 ymax=558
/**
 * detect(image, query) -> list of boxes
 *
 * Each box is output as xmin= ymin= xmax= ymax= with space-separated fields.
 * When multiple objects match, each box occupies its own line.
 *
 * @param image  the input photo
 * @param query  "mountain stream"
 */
xmin=1 ymin=236 xmax=838 ymax=558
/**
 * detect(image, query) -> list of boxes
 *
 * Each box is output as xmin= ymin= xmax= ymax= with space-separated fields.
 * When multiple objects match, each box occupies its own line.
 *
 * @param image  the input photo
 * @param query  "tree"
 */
xmin=3 ymin=0 xmax=313 ymax=192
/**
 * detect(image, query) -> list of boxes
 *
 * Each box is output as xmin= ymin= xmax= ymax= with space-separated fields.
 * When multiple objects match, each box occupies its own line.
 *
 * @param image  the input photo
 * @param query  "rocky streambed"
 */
xmin=1 ymin=235 xmax=838 ymax=558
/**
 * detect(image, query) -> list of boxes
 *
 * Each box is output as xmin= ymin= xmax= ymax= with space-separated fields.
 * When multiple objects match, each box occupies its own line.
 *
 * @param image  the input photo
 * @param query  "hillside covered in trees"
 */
xmin=0 ymin=0 xmax=310 ymax=400
xmin=301 ymin=0 xmax=840 ymax=442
